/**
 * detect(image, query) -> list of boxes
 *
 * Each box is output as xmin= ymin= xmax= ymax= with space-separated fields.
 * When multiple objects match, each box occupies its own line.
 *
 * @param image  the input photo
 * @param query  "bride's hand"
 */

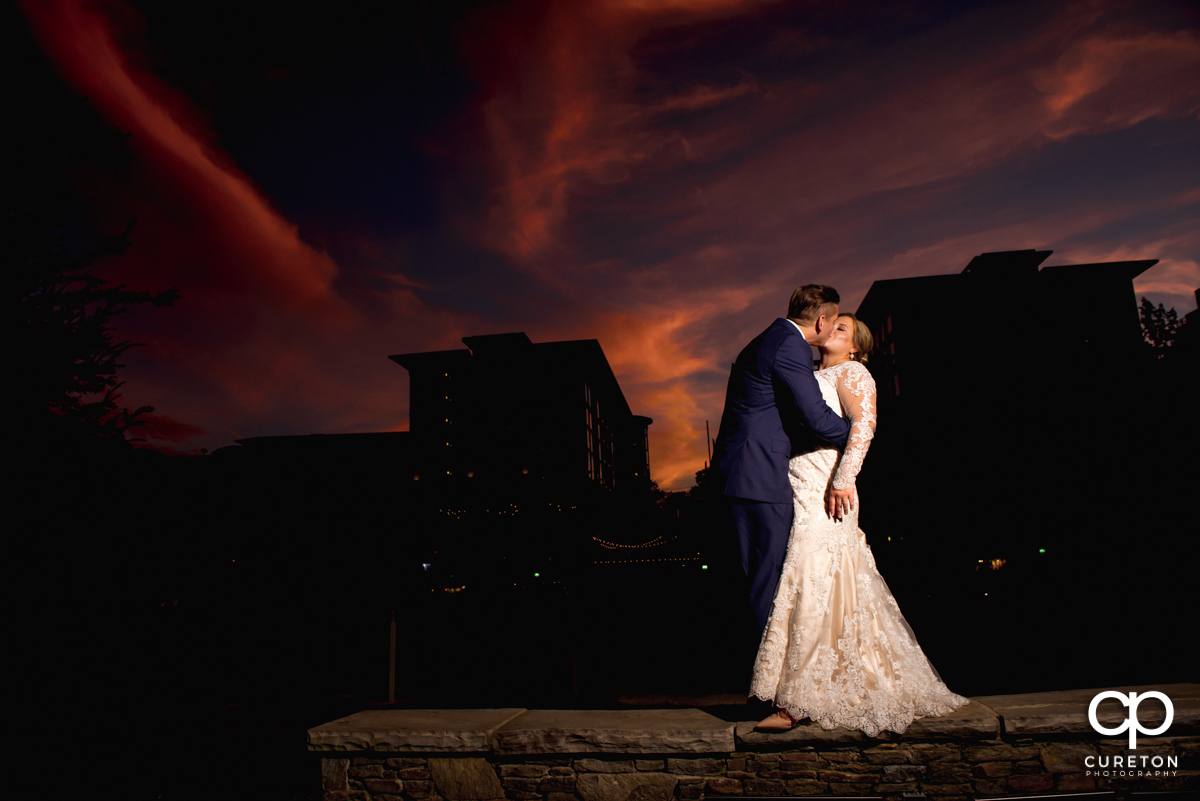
xmin=827 ymin=486 xmax=854 ymax=520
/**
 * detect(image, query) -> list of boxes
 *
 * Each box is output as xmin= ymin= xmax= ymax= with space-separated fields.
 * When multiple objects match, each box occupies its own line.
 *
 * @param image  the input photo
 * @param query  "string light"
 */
xmin=593 ymin=556 xmax=701 ymax=564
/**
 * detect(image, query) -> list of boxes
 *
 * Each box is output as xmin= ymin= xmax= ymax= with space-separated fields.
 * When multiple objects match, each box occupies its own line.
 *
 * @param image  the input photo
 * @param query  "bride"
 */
xmin=750 ymin=314 xmax=968 ymax=735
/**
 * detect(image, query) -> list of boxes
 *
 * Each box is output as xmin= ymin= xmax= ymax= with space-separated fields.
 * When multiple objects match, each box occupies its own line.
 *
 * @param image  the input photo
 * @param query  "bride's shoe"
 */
xmin=753 ymin=709 xmax=799 ymax=732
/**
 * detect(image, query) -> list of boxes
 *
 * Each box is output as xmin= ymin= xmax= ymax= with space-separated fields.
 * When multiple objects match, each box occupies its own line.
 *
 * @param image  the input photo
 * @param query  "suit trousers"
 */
xmin=730 ymin=498 xmax=793 ymax=634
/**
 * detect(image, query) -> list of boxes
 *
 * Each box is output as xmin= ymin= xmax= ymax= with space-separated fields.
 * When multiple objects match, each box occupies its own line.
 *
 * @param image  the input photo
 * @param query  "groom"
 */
xmin=712 ymin=285 xmax=851 ymax=634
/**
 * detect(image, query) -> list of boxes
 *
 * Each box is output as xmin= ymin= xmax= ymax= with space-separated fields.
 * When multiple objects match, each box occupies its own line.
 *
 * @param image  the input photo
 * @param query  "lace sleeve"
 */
xmin=831 ymin=361 xmax=877 ymax=490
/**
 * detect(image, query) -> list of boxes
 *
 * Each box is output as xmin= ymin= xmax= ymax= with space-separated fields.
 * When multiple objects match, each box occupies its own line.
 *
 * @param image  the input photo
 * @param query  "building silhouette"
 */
xmin=390 ymin=332 xmax=652 ymax=494
xmin=850 ymin=248 xmax=1184 ymax=577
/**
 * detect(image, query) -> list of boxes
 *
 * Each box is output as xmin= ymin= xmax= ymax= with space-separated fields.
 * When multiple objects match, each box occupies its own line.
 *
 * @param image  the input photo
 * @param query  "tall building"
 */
xmin=390 ymin=332 xmax=652 ymax=493
xmin=850 ymin=249 xmax=1163 ymax=565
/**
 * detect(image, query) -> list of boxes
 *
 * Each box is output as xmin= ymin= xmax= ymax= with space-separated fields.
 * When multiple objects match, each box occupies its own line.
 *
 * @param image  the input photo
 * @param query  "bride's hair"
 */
xmin=839 ymin=313 xmax=873 ymax=364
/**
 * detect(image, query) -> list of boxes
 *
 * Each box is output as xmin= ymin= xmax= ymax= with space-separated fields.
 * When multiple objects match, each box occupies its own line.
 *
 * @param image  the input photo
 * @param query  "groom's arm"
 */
xmin=774 ymin=336 xmax=850 ymax=448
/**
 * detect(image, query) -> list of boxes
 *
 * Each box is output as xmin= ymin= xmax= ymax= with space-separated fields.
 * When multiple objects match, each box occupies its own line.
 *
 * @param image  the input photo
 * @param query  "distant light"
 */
xmin=422 ymin=563 xmax=432 ymax=571
xmin=701 ymin=565 xmax=708 ymax=570
xmin=534 ymin=572 xmax=540 ymax=577
xmin=1038 ymin=548 xmax=1046 ymax=553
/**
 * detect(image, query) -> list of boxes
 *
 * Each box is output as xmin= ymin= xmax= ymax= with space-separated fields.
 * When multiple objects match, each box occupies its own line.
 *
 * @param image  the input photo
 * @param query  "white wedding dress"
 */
xmin=749 ymin=360 xmax=968 ymax=735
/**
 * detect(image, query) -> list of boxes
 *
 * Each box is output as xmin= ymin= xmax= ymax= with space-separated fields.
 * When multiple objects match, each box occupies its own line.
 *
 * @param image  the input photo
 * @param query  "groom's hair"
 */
xmin=787 ymin=284 xmax=840 ymax=323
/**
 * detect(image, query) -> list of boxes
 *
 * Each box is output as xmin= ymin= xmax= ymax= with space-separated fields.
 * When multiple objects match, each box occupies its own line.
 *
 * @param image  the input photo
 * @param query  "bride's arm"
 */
xmin=831 ymin=361 xmax=877 ymax=491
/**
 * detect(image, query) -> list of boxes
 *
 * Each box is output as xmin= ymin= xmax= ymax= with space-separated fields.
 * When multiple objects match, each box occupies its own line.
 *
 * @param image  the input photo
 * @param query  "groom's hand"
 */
xmin=827 ymin=487 xmax=854 ymax=520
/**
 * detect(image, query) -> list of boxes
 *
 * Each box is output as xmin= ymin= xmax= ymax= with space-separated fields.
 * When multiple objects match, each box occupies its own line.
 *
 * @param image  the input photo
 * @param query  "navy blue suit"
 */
xmin=712 ymin=319 xmax=851 ymax=632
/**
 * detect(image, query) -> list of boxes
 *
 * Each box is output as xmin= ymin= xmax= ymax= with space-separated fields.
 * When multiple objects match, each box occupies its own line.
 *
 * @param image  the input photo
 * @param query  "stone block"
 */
xmin=547 ymin=794 xmax=575 ymax=801
xmin=783 ymin=778 xmax=827 ymax=795
xmin=388 ymin=758 xmax=429 ymax=768
xmin=819 ymin=751 xmax=860 ymax=763
xmin=575 ymin=760 xmax=637 ymax=774
xmin=973 ymin=683 xmax=1199 ymax=736
xmin=972 ymin=761 xmax=1011 ymax=778
xmin=548 ymin=767 xmax=575 ymax=776
xmin=401 ymin=768 xmax=433 ymax=780
xmin=742 ymin=779 xmax=785 ymax=795
xmin=349 ymin=764 xmax=384 ymax=779
xmin=502 ymin=765 xmax=551 ymax=778
xmin=496 ymin=710 xmax=734 ymax=755
xmin=829 ymin=783 xmax=872 ymax=795
xmin=759 ymin=770 xmax=818 ymax=780
xmin=502 ymin=778 xmax=540 ymax=793
xmin=666 ymin=758 xmax=724 ymax=775
xmin=818 ymin=770 xmax=869 ymax=783
xmin=364 ymin=778 xmax=404 ymax=794
xmin=862 ymin=748 xmax=912 ymax=764
xmin=430 ymin=757 xmax=504 ymax=801
xmin=308 ymin=709 xmax=526 ymax=752
xmin=973 ymin=777 xmax=1008 ymax=795
xmin=778 ymin=751 xmax=818 ymax=763
xmin=927 ymin=762 xmax=971 ymax=783
xmin=726 ymin=758 xmax=746 ymax=771
xmin=323 ymin=759 xmax=350 ymax=792
xmin=538 ymin=776 xmax=576 ymax=794
xmin=1007 ymin=773 xmax=1053 ymax=793
xmin=1040 ymin=742 xmax=1096 ymax=773
xmin=704 ymin=778 xmax=742 ymax=795
xmin=905 ymin=700 xmax=1001 ymax=738
xmin=910 ymin=743 xmax=960 ymax=763
xmin=576 ymin=772 xmax=677 ymax=801
xmin=875 ymin=782 xmax=919 ymax=794
xmin=724 ymin=771 xmax=753 ymax=779
xmin=736 ymin=721 xmax=864 ymax=746
xmin=881 ymin=764 xmax=924 ymax=782
xmin=963 ymin=743 xmax=1039 ymax=762
xmin=634 ymin=761 xmax=662 ymax=771
xmin=406 ymin=780 xmax=438 ymax=798
xmin=1057 ymin=773 xmax=1097 ymax=792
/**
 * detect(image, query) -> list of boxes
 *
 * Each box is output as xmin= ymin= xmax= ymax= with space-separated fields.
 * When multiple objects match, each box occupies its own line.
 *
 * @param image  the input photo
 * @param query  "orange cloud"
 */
xmin=1035 ymin=30 xmax=1200 ymax=139
xmin=20 ymin=0 xmax=344 ymax=310
xmin=463 ymin=0 xmax=1200 ymax=489
xmin=471 ymin=0 xmax=770 ymax=266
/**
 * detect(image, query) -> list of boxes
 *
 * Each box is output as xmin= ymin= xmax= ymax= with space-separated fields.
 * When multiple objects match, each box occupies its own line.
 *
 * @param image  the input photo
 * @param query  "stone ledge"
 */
xmin=974 ymin=683 xmax=1199 ymax=737
xmin=307 ymin=684 xmax=1200 ymax=754
xmin=494 ymin=710 xmax=736 ymax=755
xmin=736 ymin=699 xmax=1000 ymax=746
xmin=308 ymin=709 xmax=527 ymax=751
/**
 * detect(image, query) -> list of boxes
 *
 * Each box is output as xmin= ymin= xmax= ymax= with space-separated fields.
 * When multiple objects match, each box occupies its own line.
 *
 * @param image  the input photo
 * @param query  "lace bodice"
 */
xmin=817 ymin=360 xmax=876 ymax=491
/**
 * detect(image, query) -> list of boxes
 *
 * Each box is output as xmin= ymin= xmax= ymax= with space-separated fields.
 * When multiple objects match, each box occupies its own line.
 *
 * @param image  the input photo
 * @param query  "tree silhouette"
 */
xmin=1139 ymin=296 xmax=1182 ymax=357
xmin=13 ymin=207 xmax=177 ymax=456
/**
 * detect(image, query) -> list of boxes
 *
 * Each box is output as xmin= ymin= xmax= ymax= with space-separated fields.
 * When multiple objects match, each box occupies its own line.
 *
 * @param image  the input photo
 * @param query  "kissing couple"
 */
xmin=712 ymin=284 xmax=968 ymax=735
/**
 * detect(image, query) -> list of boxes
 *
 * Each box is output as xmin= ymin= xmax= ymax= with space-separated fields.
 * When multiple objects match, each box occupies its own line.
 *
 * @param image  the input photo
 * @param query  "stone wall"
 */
xmin=309 ymin=684 xmax=1200 ymax=801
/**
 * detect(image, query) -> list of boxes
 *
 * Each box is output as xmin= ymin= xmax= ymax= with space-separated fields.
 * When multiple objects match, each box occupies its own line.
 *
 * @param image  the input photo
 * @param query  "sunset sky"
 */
xmin=16 ymin=0 xmax=1199 ymax=489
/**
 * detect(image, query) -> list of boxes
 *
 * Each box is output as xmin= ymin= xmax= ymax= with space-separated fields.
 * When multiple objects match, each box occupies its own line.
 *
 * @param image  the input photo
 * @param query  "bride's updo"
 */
xmin=840 ymin=313 xmax=873 ymax=365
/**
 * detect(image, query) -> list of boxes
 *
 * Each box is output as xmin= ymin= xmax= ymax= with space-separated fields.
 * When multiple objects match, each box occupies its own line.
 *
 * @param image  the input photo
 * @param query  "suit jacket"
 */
xmin=713 ymin=318 xmax=851 ymax=503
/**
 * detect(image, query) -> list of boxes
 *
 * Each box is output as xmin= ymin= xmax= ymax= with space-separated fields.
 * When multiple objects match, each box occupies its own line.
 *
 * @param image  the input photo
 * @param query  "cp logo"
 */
xmin=1088 ymin=690 xmax=1174 ymax=748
